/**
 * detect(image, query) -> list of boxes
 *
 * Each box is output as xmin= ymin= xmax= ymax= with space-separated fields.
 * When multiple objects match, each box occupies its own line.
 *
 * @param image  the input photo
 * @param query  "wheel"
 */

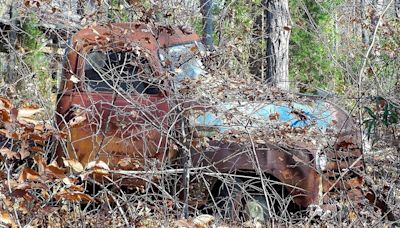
xmin=214 ymin=177 xmax=271 ymax=223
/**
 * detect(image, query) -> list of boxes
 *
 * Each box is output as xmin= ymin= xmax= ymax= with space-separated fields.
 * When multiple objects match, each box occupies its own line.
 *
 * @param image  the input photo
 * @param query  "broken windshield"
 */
xmin=159 ymin=42 xmax=206 ymax=81
xmin=84 ymin=51 xmax=160 ymax=94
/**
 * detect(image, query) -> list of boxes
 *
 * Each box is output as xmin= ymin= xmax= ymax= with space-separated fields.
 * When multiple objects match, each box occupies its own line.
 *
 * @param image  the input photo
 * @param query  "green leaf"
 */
xmin=363 ymin=118 xmax=375 ymax=140
xmin=383 ymin=104 xmax=390 ymax=126
xmin=364 ymin=107 xmax=376 ymax=119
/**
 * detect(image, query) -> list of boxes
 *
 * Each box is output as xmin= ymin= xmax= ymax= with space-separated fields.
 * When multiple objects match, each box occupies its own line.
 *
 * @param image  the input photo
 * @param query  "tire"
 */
xmin=214 ymin=177 xmax=271 ymax=223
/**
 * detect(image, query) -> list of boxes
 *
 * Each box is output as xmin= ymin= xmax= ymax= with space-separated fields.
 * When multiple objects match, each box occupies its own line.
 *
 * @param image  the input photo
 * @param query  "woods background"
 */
xmin=0 ymin=0 xmax=399 ymax=227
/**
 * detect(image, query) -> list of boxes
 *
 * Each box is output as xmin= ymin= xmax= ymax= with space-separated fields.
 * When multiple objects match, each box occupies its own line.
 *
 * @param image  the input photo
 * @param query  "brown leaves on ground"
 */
xmin=0 ymin=210 xmax=17 ymax=227
xmin=0 ymin=97 xmax=65 ymax=162
xmin=0 ymin=97 xmax=94 ymax=227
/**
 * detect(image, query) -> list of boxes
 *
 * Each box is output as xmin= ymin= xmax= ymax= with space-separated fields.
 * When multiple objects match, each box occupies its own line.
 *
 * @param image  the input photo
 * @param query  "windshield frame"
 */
xmin=78 ymin=48 xmax=163 ymax=95
xmin=157 ymin=41 xmax=205 ymax=74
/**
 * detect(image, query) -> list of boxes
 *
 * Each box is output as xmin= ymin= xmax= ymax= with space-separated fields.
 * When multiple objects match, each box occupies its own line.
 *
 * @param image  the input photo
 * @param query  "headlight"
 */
xmin=315 ymin=148 xmax=327 ymax=172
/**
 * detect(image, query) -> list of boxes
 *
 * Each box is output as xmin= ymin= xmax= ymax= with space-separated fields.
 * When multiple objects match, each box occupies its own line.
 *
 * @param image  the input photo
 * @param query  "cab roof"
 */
xmin=72 ymin=22 xmax=200 ymax=51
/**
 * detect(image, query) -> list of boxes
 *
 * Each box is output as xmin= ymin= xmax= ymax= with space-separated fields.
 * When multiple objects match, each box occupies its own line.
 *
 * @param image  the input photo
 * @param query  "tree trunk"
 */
xmin=249 ymin=0 xmax=290 ymax=90
xmin=360 ymin=0 xmax=370 ymax=45
xmin=200 ymin=0 xmax=213 ymax=49
xmin=372 ymin=0 xmax=384 ymax=28
xmin=6 ymin=2 xmax=17 ymax=84
xmin=249 ymin=12 xmax=265 ymax=81
xmin=396 ymin=0 xmax=400 ymax=18
xmin=265 ymin=0 xmax=290 ymax=90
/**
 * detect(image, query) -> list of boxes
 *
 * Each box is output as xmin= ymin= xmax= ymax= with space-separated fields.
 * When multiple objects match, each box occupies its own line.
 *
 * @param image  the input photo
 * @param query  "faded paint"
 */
xmin=190 ymin=101 xmax=334 ymax=133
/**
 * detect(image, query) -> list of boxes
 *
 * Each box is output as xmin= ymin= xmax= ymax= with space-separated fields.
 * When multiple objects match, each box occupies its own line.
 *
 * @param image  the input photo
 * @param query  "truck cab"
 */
xmin=56 ymin=23 xmax=202 ymax=170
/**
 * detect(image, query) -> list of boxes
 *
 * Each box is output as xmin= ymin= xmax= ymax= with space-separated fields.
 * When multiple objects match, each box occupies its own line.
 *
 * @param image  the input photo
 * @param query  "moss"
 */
xmin=20 ymin=15 xmax=56 ymax=105
xmin=21 ymin=15 xmax=42 ymax=50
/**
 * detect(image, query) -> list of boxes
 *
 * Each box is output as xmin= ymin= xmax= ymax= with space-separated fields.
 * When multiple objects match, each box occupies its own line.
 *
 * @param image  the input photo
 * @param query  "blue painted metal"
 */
xmin=191 ymin=101 xmax=334 ymax=133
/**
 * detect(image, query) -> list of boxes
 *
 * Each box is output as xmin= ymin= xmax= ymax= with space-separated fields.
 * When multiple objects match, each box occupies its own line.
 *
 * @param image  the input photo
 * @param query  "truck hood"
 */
xmin=188 ymin=100 xmax=339 ymax=136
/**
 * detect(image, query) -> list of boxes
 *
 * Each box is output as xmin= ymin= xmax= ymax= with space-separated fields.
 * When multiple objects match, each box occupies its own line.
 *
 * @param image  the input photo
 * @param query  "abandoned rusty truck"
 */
xmin=55 ymin=23 xmax=365 ymax=220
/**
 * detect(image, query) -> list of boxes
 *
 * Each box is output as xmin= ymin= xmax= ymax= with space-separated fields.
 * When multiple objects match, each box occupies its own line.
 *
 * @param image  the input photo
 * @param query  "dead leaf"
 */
xmin=254 ymin=139 xmax=266 ymax=144
xmin=283 ymin=25 xmax=292 ymax=31
xmin=11 ymin=189 xmax=27 ymax=198
xmin=117 ymin=158 xmax=131 ymax=168
xmin=348 ymin=211 xmax=357 ymax=222
xmin=68 ymin=115 xmax=87 ymax=127
xmin=0 ymin=110 xmax=10 ymax=122
xmin=0 ymin=210 xmax=16 ymax=226
xmin=86 ymin=160 xmax=110 ymax=171
xmin=190 ymin=45 xmax=199 ymax=53
xmin=55 ymin=189 xmax=93 ymax=202
xmin=45 ymin=164 xmax=66 ymax=179
xmin=68 ymin=184 xmax=84 ymax=192
xmin=33 ymin=155 xmax=46 ymax=174
xmin=17 ymin=107 xmax=44 ymax=118
xmin=17 ymin=201 xmax=29 ymax=214
xmin=18 ymin=167 xmax=40 ymax=183
xmin=19 ymin=149 xmax=30 ymax=160
xmin=0 ymin=148 xmax=19 ymax=160
xmin=18 ymin=117 xmax=41 ymax=125
xmin=193 ymin=214 xmax=214 ymax=228
xmin=10 ymin=108 xmax=18 ymax=122
xmin=70 ymin=75 xmax=80 ymax=83
xmin=86 ymin=160 xmax=110 ymax=176
xmin=174 ymin=219 xmax=192 ymax=228
xmin=63 ymin=159 xmax=84 ymax=173
xmin=38 ymin=206 xmax=58 ymax=215
xmin=269 ymin=112 xmax=280 ymax=121
xmin=2 ymin=196 xmax=13 ymax=208
xmin=62 ymin=177 xmax=74 ymax=187
xmin=0 ymin=96 xmax=12 ymax=109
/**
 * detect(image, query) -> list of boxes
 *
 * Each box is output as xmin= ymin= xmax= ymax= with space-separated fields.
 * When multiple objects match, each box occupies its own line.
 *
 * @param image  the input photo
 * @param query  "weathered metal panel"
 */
xmin=189 ymin=101 xmax=335 ymax=134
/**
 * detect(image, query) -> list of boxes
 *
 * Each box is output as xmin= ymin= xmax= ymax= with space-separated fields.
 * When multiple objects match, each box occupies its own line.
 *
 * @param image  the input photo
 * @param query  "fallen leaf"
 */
xmin=348 ymin=211 xmax=357 ymax=222
xmin=86 ymin=160 xmax=110 ymax=170
xmin=0 ymin=210 xmax=16 ymax=226
xmin=33 ymin=155 xmax=46 ymax=174
xmin=62 ymin=177 xmax=74 ymax=187
xmin=86 ymin=160 xmax=110 ymax=176
xmin=0 ymin=148 xmax=19 ymax=160
xmin=0 ymin=96 xmax=12 ymax=109
xmin=19 ymin=149 xmax=30 ymax=160
xmin=45 ymin=164 xmax=66 ymax=179
xmin=254 ymin=139 xmax=266 ymax=144
xmin=0 ymin=110 xmax=10 ymax=122
xmin=117 ymin=158 xmax=131 ymax=168
xmin=70 ymin=75 xmax=80 ymax=83
xmin=17 ymin=107 xmax=44 ymax=118
xmin=18 ymin=117 xmax=41 ymax=125
xmin=18 ymin=167 xmax=40 ymax=183
xmin=174 ymin=219 xmax=192 ymax=228
xmin=55 ymin=189 xmax=93 ymax=202
xmin=193 ymin=214 xmax=214 ymax=228
xmin=63 ymin=159 xmax=84 ymax=173
xmin=68 ymin=115 xmax=87 ymax=127
xmin=269 ymin=112 xmax=280 ymax=121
